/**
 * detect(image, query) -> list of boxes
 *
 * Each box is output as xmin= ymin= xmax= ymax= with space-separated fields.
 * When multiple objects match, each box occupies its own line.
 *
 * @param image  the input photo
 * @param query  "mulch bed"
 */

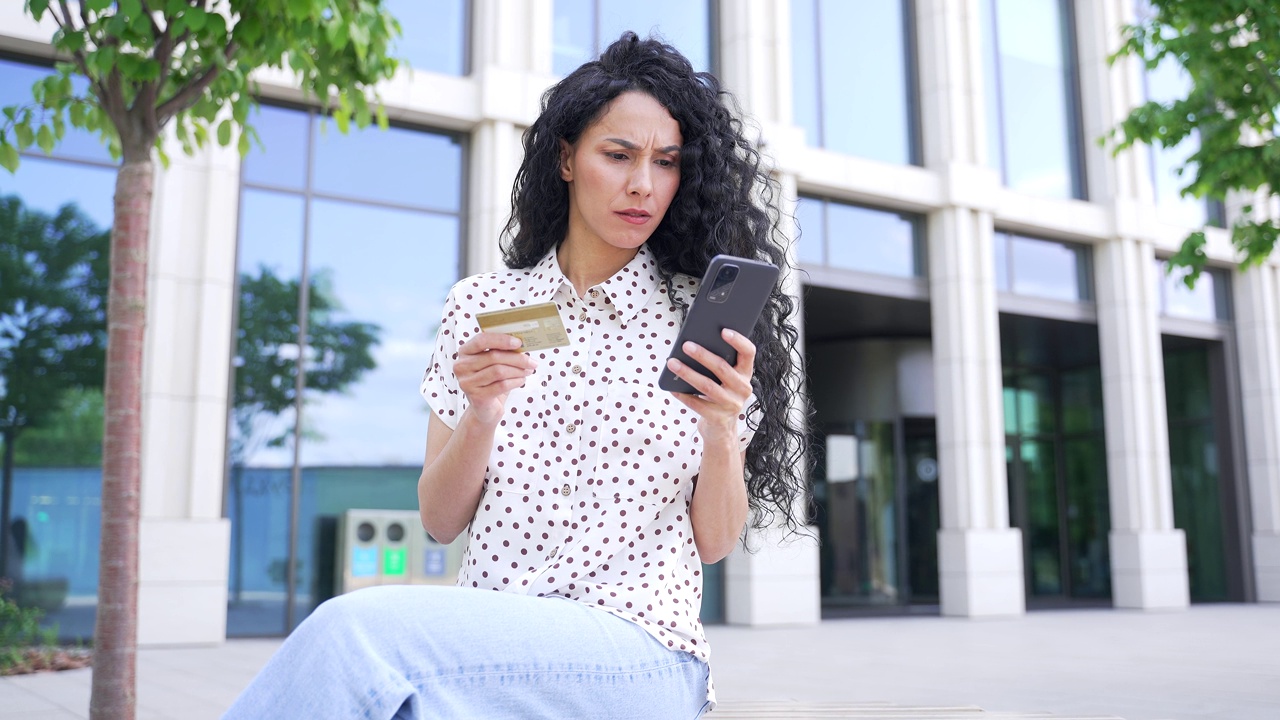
xmin=1 ymin=647 xmax=93 ymax=676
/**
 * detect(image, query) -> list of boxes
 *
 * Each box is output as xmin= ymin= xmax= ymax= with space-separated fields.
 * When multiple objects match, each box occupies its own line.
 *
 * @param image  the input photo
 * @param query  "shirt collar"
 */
xmin=527 ymin=244 xmax=662 ymax=327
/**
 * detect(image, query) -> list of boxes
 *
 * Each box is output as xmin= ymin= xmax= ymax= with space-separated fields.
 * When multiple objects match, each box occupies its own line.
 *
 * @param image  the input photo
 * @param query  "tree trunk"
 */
xmin=0 ymin=427 xmax=15 ymax=584
xmin=90 ymin=159 xmax=152 ymax=720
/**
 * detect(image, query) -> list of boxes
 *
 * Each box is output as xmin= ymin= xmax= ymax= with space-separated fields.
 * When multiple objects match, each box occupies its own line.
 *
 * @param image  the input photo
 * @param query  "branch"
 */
xmin=53 ymin=0 xmax=103 ymax=99
xmin=155 ymin=41 xmax=237 ymax=125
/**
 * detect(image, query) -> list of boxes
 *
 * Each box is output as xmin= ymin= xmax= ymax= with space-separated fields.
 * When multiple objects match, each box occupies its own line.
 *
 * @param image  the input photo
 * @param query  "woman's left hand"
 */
xmin=665 ymin=328 xmax=755 ymax=442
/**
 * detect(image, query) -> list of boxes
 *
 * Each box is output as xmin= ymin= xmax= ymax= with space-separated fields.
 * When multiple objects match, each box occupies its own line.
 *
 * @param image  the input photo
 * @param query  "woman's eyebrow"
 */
xmin=605 ymin=137 xmax=682 ymax=153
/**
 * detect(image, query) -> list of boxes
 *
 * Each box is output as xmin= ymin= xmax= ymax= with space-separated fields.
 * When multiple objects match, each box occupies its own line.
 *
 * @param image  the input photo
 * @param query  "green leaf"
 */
xmin=375 ymin=105 xmax=388 ymax=131
xmin=15 ymin=123 xmax=34 ymax=149
xmin=184 ymin=6 xmax=208 ymax=32
xmin=237 ymin=130 xmax=250 ymax=157
xmin=216 ymin=118 xmax=232 ymax=146
xmin=0 ymin=142 xmax=18 ymax=173
xmin=84 ymin=0 xmax=112 ymax=12
xmin=36 ymin=125 xmax=55 ymax=154
xmin=26 ymin=1 xmax=52 ymax=20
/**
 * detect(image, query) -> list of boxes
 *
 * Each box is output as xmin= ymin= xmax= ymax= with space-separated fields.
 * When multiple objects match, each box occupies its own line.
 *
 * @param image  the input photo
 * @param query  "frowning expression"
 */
xmin=559 ymin=91 xmax=683 ymax=254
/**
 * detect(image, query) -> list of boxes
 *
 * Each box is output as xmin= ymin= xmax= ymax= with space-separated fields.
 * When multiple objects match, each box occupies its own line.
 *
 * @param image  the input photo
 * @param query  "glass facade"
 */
xmin=1163 ymin=345 xmax=1230 ymax=601
xmin=0 ymin=57 xmax=115 ymax=641
xmin=790 ymin=0 xmax=917 ymax=164
xmin=553 ymin=0 xmax=712 ymax=76
xmin=1156 ymin=260 xmax=1231 ymax=322
xmin=994 ymin=232 xmax=1093 ymax=302
xmin=795 ymin=196 xmax=924 ymax=278
xmin=228 ymin=104 xmax=463 ymax=635
xmin=386 ymin=0 xmax=470 ymax=75
xmin=981 ymin=0 xmax=1085 ymax=199
xmin=1001 ymin=316 xmax=1111 ymax=601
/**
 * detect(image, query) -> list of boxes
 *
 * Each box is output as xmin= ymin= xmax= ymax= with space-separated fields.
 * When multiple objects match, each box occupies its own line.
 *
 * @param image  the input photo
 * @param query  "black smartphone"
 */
xmin=658 ymin=254 xmax=779 ymax=394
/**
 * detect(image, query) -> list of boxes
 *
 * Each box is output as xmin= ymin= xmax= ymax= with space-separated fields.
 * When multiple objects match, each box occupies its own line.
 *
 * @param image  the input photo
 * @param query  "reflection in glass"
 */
xmin=791 ymin=0 xmax=914 ymax=164
xmin=553 ymin=0 xmax=711 ymax=75
xmin=230 ymin=103 xmax=465 ymax=635
xmin=0 ymin=140 xmax=113 ymax=641
xmin=313 ymin=119 xmax=463 ymax=211
xmin=1064 ymin=436 xmax=1110 ymax=598
xmin=241 ymin=106 xmax=310 ymax=191
xmin=794 ymin=196 xmax=825 ymax=265
xmin=1163 ymin=346 xmax=1228 ymax=601
xmin=820 ymin=422 xmax=899 ymax=605
xmin=386 ymin=0 xmax=468 ymax=76
xmin=982 ymin=0 xmax=1082 ymax=198
xmin=799 ymin=197 xmax=921 ymax=277
xmin=1010 ymin=235 xmax=1087 ymax=301
xmin=0 ymin=58 xmax=114 ymax=165
xmin=1158 ymin=261 xmax=1228 ymax=322
xmin=301 ymin=199 xmax=458 ymax=466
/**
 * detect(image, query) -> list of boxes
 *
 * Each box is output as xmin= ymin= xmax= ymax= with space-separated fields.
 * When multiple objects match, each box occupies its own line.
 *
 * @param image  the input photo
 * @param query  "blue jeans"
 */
xmin=222 ymin=585 xmax=710 ymax=719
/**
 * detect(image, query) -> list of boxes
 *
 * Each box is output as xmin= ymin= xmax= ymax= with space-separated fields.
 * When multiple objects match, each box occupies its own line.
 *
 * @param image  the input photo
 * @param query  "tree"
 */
xmin=0 ymin=3 xmax=400 ymax=717
xmin=0 ymin=196 xmax=109 ymax=587
xmin=1109 ymin=0 xmax=1280 ymax=286
xmin=228 ymin=265 xmax=379 ymax=602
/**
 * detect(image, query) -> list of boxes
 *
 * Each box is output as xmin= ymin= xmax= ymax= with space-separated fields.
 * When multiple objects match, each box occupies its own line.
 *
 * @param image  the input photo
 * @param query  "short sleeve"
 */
xmin=420 ymin=287 xmax=467 ymax=429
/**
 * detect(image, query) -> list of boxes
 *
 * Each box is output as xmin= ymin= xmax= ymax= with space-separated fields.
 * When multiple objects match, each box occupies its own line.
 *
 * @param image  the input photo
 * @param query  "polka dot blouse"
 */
xmin=420 ymin=243 xmax=754 ymax=704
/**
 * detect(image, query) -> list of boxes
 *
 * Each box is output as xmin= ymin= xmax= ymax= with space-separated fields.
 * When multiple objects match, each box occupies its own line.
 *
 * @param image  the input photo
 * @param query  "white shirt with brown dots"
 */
xmin=420 ymin=243 xmax=754 ymax=706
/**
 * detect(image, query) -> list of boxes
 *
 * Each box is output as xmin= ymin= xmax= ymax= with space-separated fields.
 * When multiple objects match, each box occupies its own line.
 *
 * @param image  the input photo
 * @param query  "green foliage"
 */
xmin=0 ymin=0 xmax=402 ymax=169
xmin=0 ymin=579 xmax=56 ymax=672
xmin=1109 ymin=0 xmax=1280 ymax=287
xmin=231 ymin=265 xmax=380 ymax=462
xmin=0 ymin=196 xmax=109 ymax=440
xmin=12 ymin=388 xmax=105 ymax=466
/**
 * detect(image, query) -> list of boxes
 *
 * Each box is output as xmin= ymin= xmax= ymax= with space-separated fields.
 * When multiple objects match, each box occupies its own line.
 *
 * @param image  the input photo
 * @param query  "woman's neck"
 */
xmin=556 ymin=238 xmax=639 ymax=298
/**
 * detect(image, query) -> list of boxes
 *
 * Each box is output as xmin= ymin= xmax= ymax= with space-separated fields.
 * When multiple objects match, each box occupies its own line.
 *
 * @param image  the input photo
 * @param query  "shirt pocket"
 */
xmin=590 ymin=378 xmax=698 ymax=506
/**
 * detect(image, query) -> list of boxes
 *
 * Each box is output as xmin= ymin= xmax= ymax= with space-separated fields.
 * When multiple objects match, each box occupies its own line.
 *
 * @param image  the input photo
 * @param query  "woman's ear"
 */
xmin=558 ymin=139 xmax=573 ymax=182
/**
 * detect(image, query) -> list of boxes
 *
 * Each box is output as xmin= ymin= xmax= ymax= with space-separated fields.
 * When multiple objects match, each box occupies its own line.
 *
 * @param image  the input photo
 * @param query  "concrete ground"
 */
xmin=1 ymin=603 xmax=1276 ymax=719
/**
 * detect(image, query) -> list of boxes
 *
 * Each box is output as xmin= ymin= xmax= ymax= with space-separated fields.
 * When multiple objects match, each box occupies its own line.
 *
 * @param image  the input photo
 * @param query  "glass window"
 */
xmin=230 ymin=105 xmax=464 ymax=636
xmin=796 ymin=195 xmax=923 ymax=277
xmin=794 ymin=196 xmax=825 ymax=265
xmin=1156 ymin=260 xmax=1230 ymax=322
xmin=0 ymin=58 xmax=115 ymax=643
xmin=994 ymin=232 xmax=1092 ymax=302
xmin=385 ymin=0 xmax=469 ymax=75
xmin=553 ymin=0 xmax=712 ymax=76
xmin=791 ymin=0 xmax=916 ymax=165
xmin=981 ymin=0 xmax=1084 ymax=199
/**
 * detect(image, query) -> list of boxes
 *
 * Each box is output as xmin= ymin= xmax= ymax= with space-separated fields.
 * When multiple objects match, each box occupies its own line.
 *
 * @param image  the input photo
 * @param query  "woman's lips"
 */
xmin=616 ymin=210 xmax=651 ymax=225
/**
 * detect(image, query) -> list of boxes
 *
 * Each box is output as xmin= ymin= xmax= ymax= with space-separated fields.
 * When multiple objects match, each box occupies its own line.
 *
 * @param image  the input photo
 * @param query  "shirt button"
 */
xmin=566 ymin=423 xmax=577 ymax=433
xmin=579 ymin=312 xmax=588 ymax=322
xmin=589 ymin=288 xmax=600 ymax=298
xmin=561 ymin=484 xmax=571 ymax=496
xmin=571 ymin=364 xmax=583 ymax=375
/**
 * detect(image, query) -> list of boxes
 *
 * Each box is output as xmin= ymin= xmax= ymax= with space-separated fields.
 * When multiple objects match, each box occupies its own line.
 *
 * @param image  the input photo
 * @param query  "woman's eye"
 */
xmin=607 ymin=152 xmax=628 ymax=161
xmin=656 ymin=158 xmax=676 ymax=168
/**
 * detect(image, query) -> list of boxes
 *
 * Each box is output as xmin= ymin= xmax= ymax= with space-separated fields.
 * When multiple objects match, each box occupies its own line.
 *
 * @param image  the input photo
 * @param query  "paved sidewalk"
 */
xmin=1 ymin=603 xmax=1276 ymax=719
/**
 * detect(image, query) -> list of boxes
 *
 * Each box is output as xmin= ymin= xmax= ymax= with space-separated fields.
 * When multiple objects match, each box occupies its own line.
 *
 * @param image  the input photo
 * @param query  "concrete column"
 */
xmin=466 ymin=119 xmax=522 ymax=275
xmin=1095 ymin=237 xmax=1190 ymax=608
xmin=137 ymin=137 xmax=238 ymax=644
xmin=928 ymin=206 xmax=1025 ymax=617
xmin=1233 ymin=256 xmax=1280 ymax=603
xmin=915 ymin=0 xmax=1024 ymax=616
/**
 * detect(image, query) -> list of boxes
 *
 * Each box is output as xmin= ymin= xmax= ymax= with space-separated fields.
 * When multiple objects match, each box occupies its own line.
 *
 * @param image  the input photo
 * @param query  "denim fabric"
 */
xmin=222 ymin=585 xmax=710 ymax=719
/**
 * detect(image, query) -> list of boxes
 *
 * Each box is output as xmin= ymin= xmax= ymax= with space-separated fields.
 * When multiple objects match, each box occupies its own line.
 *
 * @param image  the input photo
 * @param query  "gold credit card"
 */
xmin=476 ymin=302 xmax=569 ymax=352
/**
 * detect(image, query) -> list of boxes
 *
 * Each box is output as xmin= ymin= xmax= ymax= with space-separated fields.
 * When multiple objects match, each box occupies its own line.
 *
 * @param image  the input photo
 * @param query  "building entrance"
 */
xmin=804 ymin=286 xmax=939 ymax=612
xmin=1000 ymin=314 xmax=1111 ymax=604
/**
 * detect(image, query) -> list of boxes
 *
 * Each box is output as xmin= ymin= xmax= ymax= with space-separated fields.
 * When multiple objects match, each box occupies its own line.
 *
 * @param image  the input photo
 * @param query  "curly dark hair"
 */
xmin=501 ymin=31 xmax=810 ymax=536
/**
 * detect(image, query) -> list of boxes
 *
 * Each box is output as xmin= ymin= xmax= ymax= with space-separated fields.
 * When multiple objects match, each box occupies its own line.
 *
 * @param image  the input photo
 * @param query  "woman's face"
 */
xmin=559 ymin=91 xmax=682 ymax=255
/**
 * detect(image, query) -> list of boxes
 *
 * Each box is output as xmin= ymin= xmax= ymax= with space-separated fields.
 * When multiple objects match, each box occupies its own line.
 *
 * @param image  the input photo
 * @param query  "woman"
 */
xmin=224 ymin=32 xmax=806 ymax=720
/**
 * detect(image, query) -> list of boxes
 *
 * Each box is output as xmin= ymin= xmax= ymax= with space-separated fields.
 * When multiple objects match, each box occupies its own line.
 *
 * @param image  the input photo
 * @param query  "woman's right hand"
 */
xmin=454 ymin=332 xmax=537 ymax=426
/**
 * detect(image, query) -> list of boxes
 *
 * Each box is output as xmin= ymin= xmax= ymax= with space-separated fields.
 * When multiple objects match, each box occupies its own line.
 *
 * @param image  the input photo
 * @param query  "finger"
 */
xmin=679 ymin=341 xmax=751 ymax=397
xmin=463 ymin=363 xmax=536 ymax=389
xmin=722 ymin=329 xmax=757 ymax=375
xmin=460 ymin=332 xmax=525 ymax=355
xmin=666 ymin=356 xmax=739 ymax=403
